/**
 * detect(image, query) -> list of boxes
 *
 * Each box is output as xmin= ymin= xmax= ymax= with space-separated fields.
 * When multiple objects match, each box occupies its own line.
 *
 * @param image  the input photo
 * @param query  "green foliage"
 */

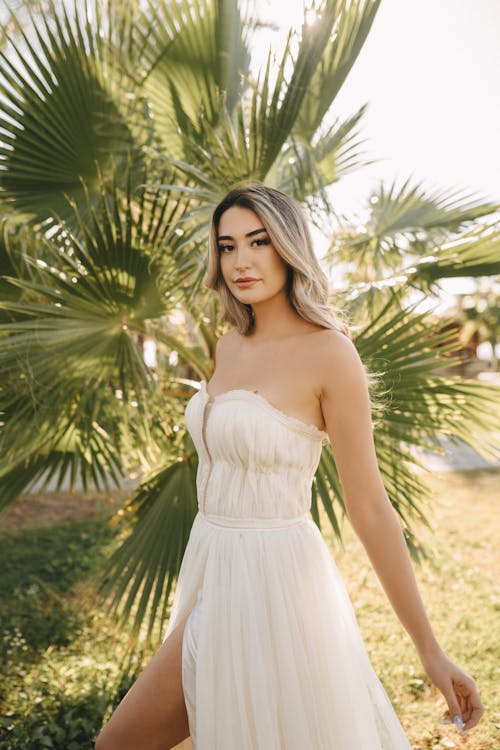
xmin=0 ymin=0 xmax=499 ymax=640
xmin=0 ymin=518 xmax=125 ymax=748
xmin=0 ymin=0 xmax=148 ymax=228
xmin=0 ymin=523 xmax=101 ymax=653
xmin=329 ymin=178 xmax=500 ymax=293
xmin=99 ymin=455 xmax=200 ymax=639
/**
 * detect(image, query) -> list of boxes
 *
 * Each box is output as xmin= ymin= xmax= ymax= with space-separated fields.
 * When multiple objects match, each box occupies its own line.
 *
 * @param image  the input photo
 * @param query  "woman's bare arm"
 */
xmin=316 ymin=330 xmax=483 ymax=732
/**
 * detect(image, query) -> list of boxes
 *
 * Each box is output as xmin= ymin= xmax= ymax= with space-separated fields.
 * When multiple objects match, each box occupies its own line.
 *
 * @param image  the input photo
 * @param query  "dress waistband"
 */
xmin=199 ymin=511 xmax=310 ymax=530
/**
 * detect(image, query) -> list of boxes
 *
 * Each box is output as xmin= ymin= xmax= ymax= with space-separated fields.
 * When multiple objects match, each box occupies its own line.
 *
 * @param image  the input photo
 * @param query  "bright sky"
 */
xmin=253 ymin=0 xmax=500 ymax=318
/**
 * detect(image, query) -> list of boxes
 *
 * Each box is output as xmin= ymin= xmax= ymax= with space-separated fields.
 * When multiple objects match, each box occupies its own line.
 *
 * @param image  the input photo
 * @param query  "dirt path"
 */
xmin=0 ymin=489 xmax=127 ymax=532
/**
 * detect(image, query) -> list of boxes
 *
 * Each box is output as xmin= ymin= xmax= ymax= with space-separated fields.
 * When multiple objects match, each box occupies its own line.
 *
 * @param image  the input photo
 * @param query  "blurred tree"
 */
xmin=455 ymin=280 xmax=500 ymax=367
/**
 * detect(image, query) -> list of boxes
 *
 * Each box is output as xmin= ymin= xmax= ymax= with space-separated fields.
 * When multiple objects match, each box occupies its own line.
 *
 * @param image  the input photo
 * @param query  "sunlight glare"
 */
xmin=304 ymin=7 xmax=319 ymax=27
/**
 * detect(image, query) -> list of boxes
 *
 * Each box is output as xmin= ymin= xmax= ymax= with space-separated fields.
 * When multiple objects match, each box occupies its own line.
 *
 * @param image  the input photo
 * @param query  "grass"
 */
xmin=0 ymin=470 xmax=499 ymax=749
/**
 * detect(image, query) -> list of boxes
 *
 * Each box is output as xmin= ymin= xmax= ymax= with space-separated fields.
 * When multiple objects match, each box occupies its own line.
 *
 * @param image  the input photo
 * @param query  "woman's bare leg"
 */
xmin=95 ymin=613 xmax=191 ymax=750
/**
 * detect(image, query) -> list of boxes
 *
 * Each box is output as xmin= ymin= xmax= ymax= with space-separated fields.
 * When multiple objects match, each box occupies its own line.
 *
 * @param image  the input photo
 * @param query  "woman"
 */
xmin=96 ymin=184 xmax=484 ymax=749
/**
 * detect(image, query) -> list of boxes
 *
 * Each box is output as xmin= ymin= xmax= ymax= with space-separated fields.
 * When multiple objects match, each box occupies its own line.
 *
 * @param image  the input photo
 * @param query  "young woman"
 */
xmin=96 ymin=184 xmax=484 ymax=749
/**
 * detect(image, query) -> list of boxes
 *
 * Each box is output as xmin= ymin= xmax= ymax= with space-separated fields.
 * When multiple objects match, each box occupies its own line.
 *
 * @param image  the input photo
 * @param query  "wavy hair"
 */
xmin=203 ymin=183 xmax=351 ymax=338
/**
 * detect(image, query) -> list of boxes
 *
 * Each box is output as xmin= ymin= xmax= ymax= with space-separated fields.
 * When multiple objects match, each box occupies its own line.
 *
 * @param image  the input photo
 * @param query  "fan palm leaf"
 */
xmin=0 ymin=388 xmax=127 ymax=512
xmin=408 ymin=220 xmax=500 ymax=286
xmin=135 ymin=0 xmax=251 ymax=159
xmin=150 ymin=0 xmax=380 ymax=194
xmin=99 ymin=453 xmax=199 ymax=640
xmin=334 ymin=217 xmax=500 ymax=311
xmin=293 ymin=0 xmax=382 ymax=140
xmin=330 ymin=177 xmax=500 ymax=277
xmin=0 ymin=0 xmax=147 ymax=227
xmin=0 ymin=166 xmax=191 ymax=507
xmin=312 ymin=293 xmax=500 ymax=561
xmin=271 ymin=105 xmax=375 ymax=208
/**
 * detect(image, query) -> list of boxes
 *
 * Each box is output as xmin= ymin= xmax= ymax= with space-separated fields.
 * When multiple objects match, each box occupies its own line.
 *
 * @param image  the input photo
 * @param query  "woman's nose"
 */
xmin=233 ymin=250 xmax=253 ymax=270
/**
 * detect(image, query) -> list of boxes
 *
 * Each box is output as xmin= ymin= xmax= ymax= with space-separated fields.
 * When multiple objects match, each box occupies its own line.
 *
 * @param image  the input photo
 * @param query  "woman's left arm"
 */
xmin=317 ymin=331 xmax=484 ymax=733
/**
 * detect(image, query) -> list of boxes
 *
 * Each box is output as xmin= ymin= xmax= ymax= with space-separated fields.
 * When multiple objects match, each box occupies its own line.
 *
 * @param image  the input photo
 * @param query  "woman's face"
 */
xmin=216 ymin=205 xmax=289 ymax=305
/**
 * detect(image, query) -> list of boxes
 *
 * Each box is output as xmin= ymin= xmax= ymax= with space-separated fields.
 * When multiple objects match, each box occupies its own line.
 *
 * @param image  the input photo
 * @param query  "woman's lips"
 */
xmin=235 ymin=279 xmax=260 ymax=288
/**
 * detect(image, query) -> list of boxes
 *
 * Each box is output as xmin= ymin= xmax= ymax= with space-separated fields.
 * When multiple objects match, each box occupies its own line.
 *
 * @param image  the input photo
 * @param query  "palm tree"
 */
xmin=0 ymin=0 xmax=499 ymax=640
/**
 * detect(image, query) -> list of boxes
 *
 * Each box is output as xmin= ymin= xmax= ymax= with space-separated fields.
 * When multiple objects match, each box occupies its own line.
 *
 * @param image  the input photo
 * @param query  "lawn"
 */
xmin=0 ymin=468 xmax=498 ymax=749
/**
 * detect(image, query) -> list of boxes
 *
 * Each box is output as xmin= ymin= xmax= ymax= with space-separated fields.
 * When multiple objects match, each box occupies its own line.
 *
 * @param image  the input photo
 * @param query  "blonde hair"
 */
xmin=203 ymin=183 xmax=350 ymax=338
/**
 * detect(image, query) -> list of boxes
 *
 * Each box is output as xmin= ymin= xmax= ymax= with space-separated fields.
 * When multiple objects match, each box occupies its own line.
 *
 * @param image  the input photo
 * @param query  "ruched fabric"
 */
xmin=166 ymin=380 xmax=412 ymax=750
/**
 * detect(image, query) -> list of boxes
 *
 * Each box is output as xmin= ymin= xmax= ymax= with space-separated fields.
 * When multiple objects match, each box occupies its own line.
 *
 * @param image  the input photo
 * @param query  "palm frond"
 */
xmin=135 ymin=0 xmax=250 ymax=158
xmin=356 ymin=297 xmax=500 ymax=460
xmin=99 ymin=453 xmax=199 ymax=640
xmin=149 ymin=0 xmax=352 ymax=191
xmin=0 ymin=385 xmax=128 ymax=513
xmin=0 ymin=174 xmax=173 ymax=392
xmin=366 ymin=178 xmax=499 ymax=236
xmin=328 ymin=177 xmax=500 ymax=283
xmin=0 ymin=165 xmax=193 ymax=508
xmin=312 ymin=294 xmax=500 ymax=559
xmin=408 ymin=220 xmax=500 ymax=285
xmin=294 ymin=0 xmax=383 ymax=140
xmin=271 ymin=105 xmax=374 ymax=206
xmin=0 ymin=0 xmax=147 ymax=226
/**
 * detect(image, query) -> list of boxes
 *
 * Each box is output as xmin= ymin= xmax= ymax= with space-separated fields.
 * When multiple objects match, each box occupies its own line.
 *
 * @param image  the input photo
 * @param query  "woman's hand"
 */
xmin=419 ymin=647 xmax=484 ymax=733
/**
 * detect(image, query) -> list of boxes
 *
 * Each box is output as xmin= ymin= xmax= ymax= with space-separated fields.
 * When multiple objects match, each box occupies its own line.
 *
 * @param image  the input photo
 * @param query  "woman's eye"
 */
xmin=217 ymin=237 xmax=270 ymax=252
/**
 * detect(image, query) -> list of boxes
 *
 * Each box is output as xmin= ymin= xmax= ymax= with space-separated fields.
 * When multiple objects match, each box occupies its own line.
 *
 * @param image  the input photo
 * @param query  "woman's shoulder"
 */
xmin=310 ymin=326 xmax=355 ymax=355
xmin=310 ymin=328 xmax=365 ymax=389
xmin=215 ymin=325 xmax=356 ymax=361
xmin=216 ymin=327 xmax=238 ymax=349
xmin=214 ymin=328 xmax=241 ymax=362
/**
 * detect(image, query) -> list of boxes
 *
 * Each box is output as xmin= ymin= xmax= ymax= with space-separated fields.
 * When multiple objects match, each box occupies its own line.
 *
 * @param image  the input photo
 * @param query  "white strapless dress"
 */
xmin=166 ymin=380 xmax=413 ymax=749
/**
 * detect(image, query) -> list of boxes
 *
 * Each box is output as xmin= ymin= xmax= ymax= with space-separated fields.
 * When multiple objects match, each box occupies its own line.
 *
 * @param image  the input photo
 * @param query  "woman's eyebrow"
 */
xmin=217 ymin=227 xmax=267 ymax=241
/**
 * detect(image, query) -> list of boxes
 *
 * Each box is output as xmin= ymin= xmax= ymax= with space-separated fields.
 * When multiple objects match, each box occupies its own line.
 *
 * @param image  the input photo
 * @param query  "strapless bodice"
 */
xmin=184 ymin=380 xmax=327 ymax=520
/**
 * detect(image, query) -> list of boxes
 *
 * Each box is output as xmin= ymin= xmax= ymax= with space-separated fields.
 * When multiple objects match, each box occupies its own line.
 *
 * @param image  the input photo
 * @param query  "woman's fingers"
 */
xmin=440 ymin=679 xmax=463 ymax=727
xmin=454 ymin=676 xmax=484 ymax=730
xmin=439 ymin=677 xmax=484 ymax=733
xmin=463 ymin=693 xmax=484 ymax=731
xmin=425 ymin=652 xmax=484 ymax=734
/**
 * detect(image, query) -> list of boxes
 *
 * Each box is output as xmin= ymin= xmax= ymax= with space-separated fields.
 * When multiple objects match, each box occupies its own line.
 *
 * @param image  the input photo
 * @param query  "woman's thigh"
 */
xmin=95 ymin=613 xmax=191 ymax=750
